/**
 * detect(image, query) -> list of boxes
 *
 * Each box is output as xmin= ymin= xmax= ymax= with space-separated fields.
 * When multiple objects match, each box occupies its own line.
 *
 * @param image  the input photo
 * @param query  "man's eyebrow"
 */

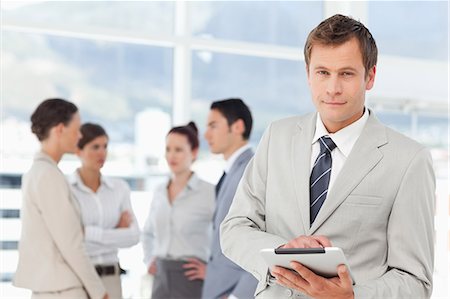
xmin=338 ymin=67 xmax=359 ymax=72
xmin=312 ymin=65 xmax=359 ymax=72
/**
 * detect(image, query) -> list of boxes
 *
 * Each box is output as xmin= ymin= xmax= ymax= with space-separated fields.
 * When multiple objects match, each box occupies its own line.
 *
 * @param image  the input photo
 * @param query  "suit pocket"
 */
xmin=344 ymin=195 xmax=382 ymax=207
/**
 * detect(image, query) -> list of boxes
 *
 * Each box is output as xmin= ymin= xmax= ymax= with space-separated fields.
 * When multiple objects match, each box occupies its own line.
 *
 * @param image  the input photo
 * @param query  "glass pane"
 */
xmin=190 ymin=1 xmax=323 ymax=47
xmin=375 ymin=111 xmax=412 ymax=135
xmin=417 ymin=114 xmax=448 ymax=148
xmin=191 ymin=51 xmax=314 ymax=151
xmin=368 ymin=1 xmax=448 ymax=60
xmin=1 ymin=31 xmax=173 ymax=175
xmin=2 ymin=1 xmax=174 ymax=36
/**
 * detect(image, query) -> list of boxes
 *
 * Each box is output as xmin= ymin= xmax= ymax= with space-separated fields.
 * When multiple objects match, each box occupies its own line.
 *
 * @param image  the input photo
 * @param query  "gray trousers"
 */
xmin=152 ymin=259 xmax=203 ymax=299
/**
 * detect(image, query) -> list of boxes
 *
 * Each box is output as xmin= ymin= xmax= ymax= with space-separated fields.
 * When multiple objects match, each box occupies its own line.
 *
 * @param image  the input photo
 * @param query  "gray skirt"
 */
xmin=152 ymin=258 xmax=204 ymax=299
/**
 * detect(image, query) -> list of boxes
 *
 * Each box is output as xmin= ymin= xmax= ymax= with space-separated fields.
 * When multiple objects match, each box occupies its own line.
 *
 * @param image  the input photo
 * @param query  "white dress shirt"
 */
xmin=311 ymin=108 xmax=369 ymax=194
xmin=70 ymin=171 xmax=140 ymax=265
xmin=141 ymin=173 xmax=215 ymax=267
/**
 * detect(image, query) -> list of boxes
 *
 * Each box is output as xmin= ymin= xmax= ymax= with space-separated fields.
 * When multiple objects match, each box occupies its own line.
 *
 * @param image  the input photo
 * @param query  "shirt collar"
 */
xmin=312 ymin=108 xmax=369 ymax=157
xmin=166 ymin=172 xmax=200 ymax=191
xmin=186 ymin=172 xmax=200 ymax=190
xmin=224 ymin=144 xmax=252 ymax=174
xmin=70 ymin=169 xmax=113 ymax=192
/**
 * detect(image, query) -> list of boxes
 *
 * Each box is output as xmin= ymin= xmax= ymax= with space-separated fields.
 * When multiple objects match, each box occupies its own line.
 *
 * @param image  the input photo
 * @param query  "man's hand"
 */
xmin=182 ymin=258 xmax=206 ymax=280
xmin=116 ymin=211 xmax=132 ymax=228
xmin=147 ymin=259 xmax=157 ymax=275
xmin=272 ymin=263 xmax=354 ymax=299
xmin=102 ymin=293 xmax=109 ymax=299
xmin=282 ymin=235 xmax=332 ymax=249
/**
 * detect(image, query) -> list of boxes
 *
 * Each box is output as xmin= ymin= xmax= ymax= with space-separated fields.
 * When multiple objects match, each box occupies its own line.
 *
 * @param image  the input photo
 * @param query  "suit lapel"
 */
xmin=230 ymin=148 xmax=253 ymax=174
xmin=217 ymin=148 xmax=253 ymax=198
xmin=309 ymin=112 xmax=388 ymax=234
xmin=291 ymin=114 xmax=316 ymax=233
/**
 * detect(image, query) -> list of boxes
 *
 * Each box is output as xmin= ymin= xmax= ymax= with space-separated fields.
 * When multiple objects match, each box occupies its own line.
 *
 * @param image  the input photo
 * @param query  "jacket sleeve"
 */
xmin=36 ymin=170 xmax=105 ymax=299
xmin=220 ymin=124 xmax=287 ymax=284
xmin=353 ymin=148 xmax=435 ymax=298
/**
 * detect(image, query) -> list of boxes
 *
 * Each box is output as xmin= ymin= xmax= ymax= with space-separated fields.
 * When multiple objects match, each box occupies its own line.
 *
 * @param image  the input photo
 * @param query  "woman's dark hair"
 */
xmin=31 ymin=98 xmax=78 ymax=141
xmin=78 ymin=123 xmax=108 ymax=149
xmin=168 ymin=121 xmax=199 ymax=150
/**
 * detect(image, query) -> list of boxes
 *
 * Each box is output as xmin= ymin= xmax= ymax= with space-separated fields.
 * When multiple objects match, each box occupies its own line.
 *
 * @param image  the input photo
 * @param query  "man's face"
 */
xmin=307 ymin=37 xmax=376 ymax=133
xmin=204 ymin=109 xmax=235 ymax=155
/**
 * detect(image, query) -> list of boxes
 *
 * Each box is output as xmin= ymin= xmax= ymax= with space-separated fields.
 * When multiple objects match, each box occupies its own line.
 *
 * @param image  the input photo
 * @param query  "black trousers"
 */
xmin=152 ymin=258 xmax=203 ymax=299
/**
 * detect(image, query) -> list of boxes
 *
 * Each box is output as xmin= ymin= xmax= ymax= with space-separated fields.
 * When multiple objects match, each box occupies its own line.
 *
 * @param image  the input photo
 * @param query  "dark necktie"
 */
xmin=310 ymin=136 xmax=337 ymax=225
xmin=215 ymin=172 xmax=226 ymax=196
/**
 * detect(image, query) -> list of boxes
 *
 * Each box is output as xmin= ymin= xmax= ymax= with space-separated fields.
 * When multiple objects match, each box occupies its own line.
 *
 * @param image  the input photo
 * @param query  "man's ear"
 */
xmin=365 ymin=65 xmax=376 ymax=91
xmin=231 ymin=119 xmax=245 ymax=137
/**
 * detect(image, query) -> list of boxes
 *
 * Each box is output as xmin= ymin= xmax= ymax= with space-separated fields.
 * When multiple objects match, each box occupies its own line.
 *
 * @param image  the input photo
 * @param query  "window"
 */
xmin=191 ymin=51 xmax=313 ymax=149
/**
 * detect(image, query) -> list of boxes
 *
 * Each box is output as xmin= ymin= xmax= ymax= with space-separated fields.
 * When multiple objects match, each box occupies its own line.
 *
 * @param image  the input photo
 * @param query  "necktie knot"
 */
xmin=318 ymin=136 xmax=336 ymax=154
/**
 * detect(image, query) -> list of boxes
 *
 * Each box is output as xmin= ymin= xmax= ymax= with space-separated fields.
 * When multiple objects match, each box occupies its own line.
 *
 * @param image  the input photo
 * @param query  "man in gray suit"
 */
xmin=221 ymin=15 xmax=435 ymax=298
xmin=184 ymin=99 xmax=258 ymax=298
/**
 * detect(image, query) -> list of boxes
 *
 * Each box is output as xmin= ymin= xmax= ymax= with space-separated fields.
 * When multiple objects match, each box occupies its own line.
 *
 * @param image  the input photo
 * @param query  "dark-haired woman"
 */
xmin=14 ymin=99 xmax=107 ymax=299
xmin=71 ymin=123 xmax=140 ymax=299
xmin=142 ymin=122 xmax=215 ymax=299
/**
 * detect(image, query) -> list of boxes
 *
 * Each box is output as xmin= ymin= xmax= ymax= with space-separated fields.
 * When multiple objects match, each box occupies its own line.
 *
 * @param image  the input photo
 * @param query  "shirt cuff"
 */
xmin=85 ymin=226 xmax=103 ymax=242
xmin=229 ymin=295 xmax=239 ymax=299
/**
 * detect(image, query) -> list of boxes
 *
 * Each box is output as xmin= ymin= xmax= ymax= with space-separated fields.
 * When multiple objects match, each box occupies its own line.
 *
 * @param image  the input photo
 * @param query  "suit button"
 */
xmin=284 ymin=289 xmax=293 ymax=297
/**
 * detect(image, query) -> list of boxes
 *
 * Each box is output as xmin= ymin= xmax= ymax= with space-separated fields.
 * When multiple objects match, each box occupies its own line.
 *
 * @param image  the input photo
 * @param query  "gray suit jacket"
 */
xmin=13 ymin=152 xmax=105 ymax=299
xmin=202 ymin=148 xmax=258 ymax=299
xmin=221 ymin=111 xmax=435 ymax=298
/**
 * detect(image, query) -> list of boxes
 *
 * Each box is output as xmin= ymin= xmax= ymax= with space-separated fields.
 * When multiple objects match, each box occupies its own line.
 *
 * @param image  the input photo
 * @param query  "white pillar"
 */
xmin=172 ymin=0 xmax=191 ymax=126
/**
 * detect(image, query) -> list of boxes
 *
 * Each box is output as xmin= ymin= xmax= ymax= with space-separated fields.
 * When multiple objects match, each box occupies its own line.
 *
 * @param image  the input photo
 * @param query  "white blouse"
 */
xmin=142 ymin=173 xmax=215 ymax=267
xmin=70 ymin=171 xmax=140 ymax=265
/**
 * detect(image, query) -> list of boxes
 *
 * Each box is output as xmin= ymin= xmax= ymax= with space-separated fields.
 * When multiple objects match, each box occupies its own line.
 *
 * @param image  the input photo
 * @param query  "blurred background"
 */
xmin=1 ymin=0 xmax=448 ymax=298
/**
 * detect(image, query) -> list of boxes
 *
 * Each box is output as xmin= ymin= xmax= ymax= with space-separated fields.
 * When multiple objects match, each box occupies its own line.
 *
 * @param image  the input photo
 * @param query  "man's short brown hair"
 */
xmin=304 ymin=14 xmax=378 ymax=76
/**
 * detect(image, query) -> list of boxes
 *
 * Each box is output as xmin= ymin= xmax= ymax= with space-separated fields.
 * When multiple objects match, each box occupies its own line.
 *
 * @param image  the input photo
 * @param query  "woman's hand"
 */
xmin=182 ymin=258 xmax=206 ymax=280
xmin=148 ymin=259 xmax=157 ymax=275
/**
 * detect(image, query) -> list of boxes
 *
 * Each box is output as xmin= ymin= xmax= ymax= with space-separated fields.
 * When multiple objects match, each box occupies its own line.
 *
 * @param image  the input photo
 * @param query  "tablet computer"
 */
xmin=260 ymin=247 xmax=355 ymax=283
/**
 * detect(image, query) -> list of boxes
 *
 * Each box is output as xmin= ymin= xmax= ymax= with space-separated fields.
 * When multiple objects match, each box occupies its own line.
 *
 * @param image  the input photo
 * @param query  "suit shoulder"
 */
xmin=384 ymin=126 xmax=428 ymax=154
xmin=105 ymin=177 xmax=130 ymax=190
xmin=377 ymin=125 xmax=432 ymax=167
xmin=27 ymin=161 xmax=63 ymax=182
xmin=268 ymin=113 xmax=314 ymax=132
xmin=197 ymin=178 xmax=214 ymax=190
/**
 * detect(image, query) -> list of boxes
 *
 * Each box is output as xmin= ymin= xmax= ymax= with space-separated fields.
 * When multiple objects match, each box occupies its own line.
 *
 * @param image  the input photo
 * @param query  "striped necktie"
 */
xmin=310 ymin=136 xmax=337 ymax=225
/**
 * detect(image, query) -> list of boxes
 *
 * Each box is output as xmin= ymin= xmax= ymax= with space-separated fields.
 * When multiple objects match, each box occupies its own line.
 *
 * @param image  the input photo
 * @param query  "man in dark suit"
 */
xmin=183 ymin=98 xmax=258 ymax=299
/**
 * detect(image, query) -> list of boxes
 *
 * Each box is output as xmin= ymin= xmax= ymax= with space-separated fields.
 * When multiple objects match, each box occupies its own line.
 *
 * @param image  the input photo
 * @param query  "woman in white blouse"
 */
xmin=71 ymin=123 xmax=140 ymax=299
xmin=142 ymin=121 xmax=215 ymax=299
